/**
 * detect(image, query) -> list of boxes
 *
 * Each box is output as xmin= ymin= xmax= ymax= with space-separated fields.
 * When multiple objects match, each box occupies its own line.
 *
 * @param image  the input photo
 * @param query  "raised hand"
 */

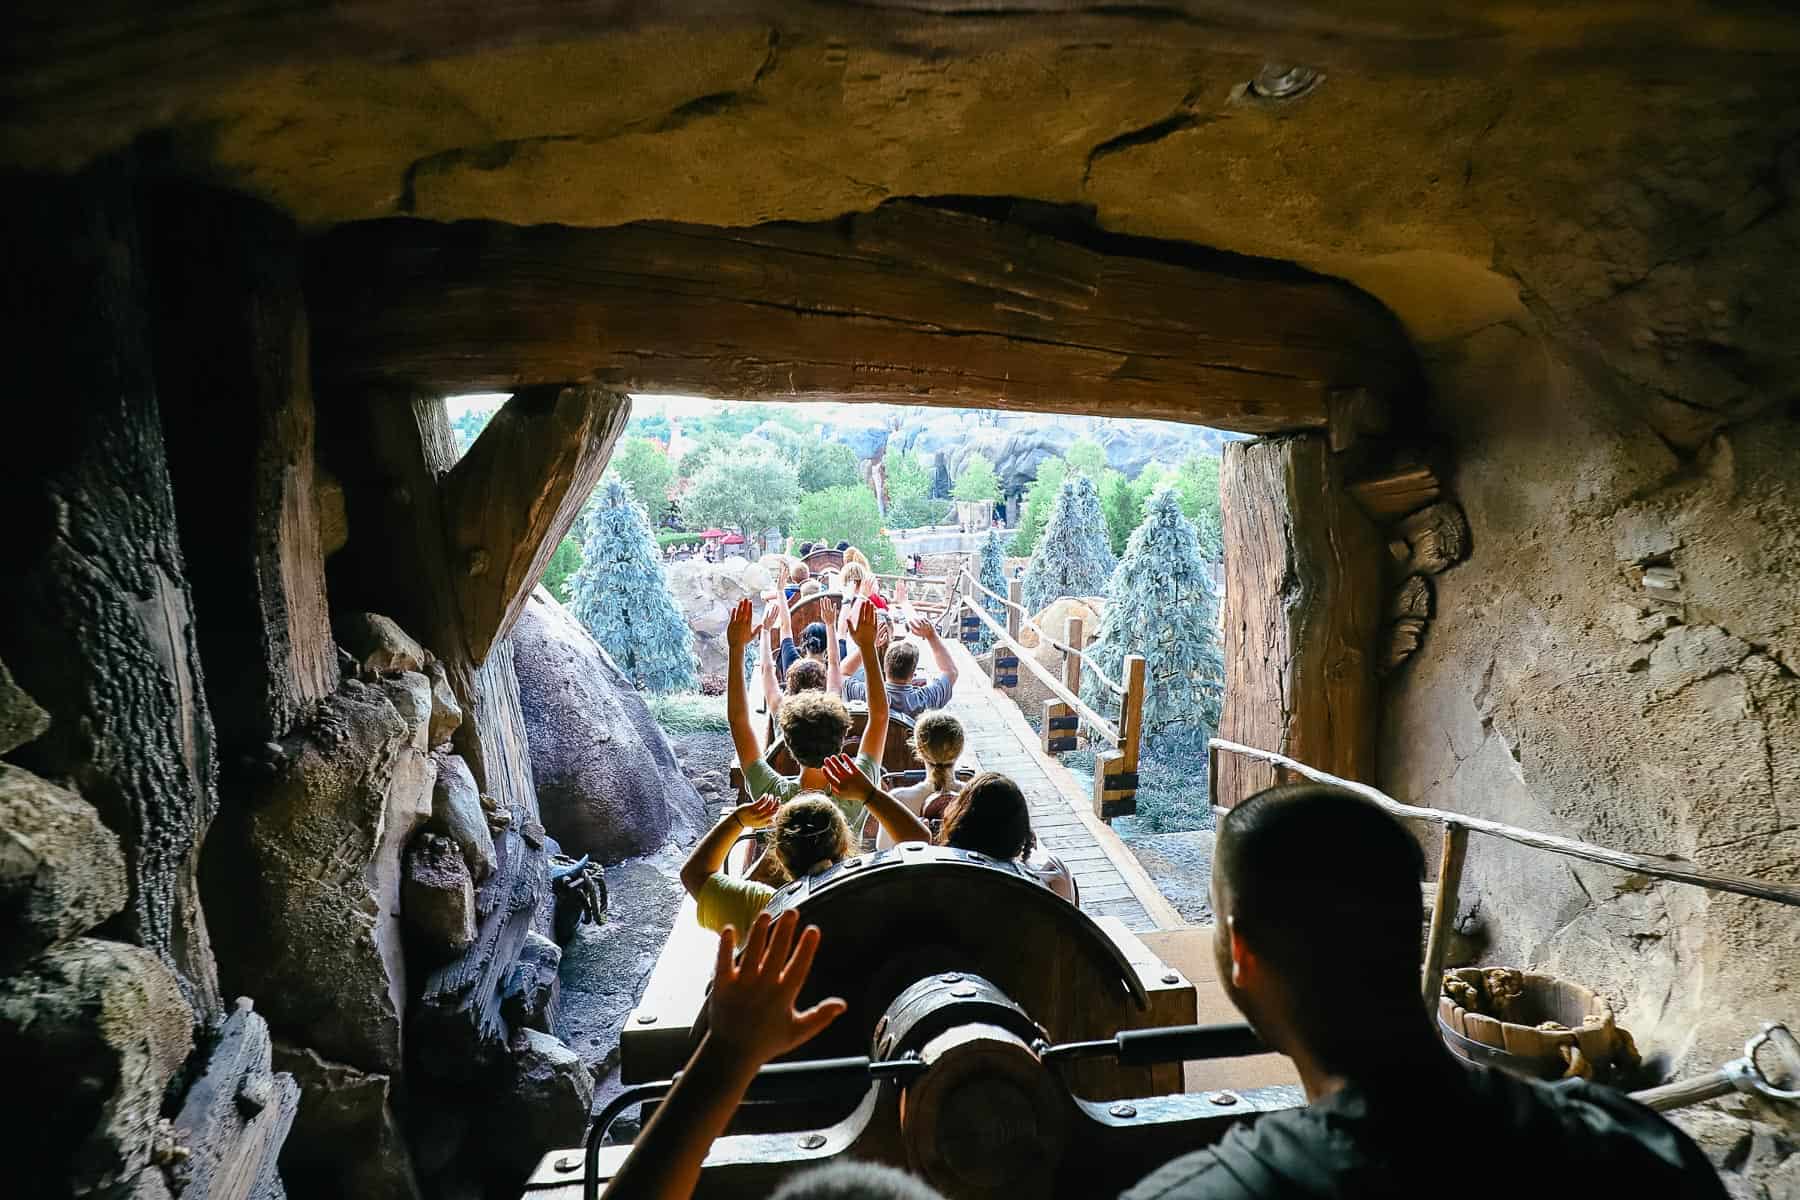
xmin=848 ymin=596 xmax=879 ymax=651
xmin=726 ymin=597 xmax=755 ymax=649
xmin=732 ymin=795 xmax=778 ymax=831
xmin=709 ymin=910 xmax=847 ymax=1065
xmin=907 ymin=616 xmax=935 ymax=640
xmin=821 ymin=753 xmax=873 ymax=805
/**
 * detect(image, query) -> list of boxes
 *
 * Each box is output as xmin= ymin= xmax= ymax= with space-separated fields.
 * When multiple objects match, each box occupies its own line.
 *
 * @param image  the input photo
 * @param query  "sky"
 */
xmin=447 ymin=392 xmax=774 ymax=421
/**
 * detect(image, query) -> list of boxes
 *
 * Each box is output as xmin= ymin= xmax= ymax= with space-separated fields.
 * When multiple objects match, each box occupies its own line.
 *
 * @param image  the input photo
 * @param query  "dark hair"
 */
xmin=769 ymin=1162 xmax=945 ymax=1200
xmin=785 ymin=658 xmax=827 ymax=695
xmin=773 ymin=794 xmax=852 ymax=877
xmin=799 ymin=541 xmax=814 ymax=556
xmin=836 ymin=540 xmax=850 ymax=551
xmin=801 ymin=621 xmax=829 ymax=656
xmin=938 ymin=772 xmax=1031 ymax=861
xmin=779 ymin=691 xmax=850 ymax=767
xmin=884 ymin=640 xmax=920 ymax=682
xmin=1215 ymin=784 xmax=1426 ymax=1063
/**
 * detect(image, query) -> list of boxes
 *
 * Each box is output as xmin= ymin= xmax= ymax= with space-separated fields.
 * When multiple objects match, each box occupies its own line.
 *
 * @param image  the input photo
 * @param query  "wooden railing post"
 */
xmin=1093 ymin=654 xmax=1146 ymax=821
xmin=1042 ymin=614 xmax=1083 ymax=755
xmin=991 ymin=577 xmax=1022 ymax=693
xmin=957 ymin=566 xmax=980 ymax=646
xmin=1421 ymin=820 xmax=1469 ymax=1010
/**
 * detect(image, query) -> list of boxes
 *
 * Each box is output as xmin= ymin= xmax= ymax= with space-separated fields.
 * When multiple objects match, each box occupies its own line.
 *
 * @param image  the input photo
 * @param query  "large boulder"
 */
xmin=272 ymin=1043 xmax=422 ymax=1200
xmin=483 ymin=1029 xmax=594 ymax=1189
xmin=824 ymin=416 xmax=890 ymax=460
xmin=0 ymin=937 xmax=195 ymax=1195
xmin=663 ymin=558 xmax=777 ymax=675
xmin=336 ymin=613 xmax=427 ymax=675
xmin=0 ymin=654 xmax=50 ymax=755
xmin=402 ymin=833 xmax=476 ymax=960
xmin=513 ymin=589 xmax=705 ymax=862
xmin=1011 ymin=596 xmax=1106 ymax=718
xmin=205 ymin=678 xmax=434 ymax=1075
xmin=427 ymin=751 xmax=497 ymax=882
xmin=0 ymin=763 xmax=129 ymax=967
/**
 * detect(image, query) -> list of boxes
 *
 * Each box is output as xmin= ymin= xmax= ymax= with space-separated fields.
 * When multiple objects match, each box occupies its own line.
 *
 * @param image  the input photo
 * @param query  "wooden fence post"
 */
xmin=1093 ymin=654 xmax=1146 ymax=821
xmin=991 ymin=577 xmax=1022 ymax=693
xmin=1041 ymin=614 xmax=1083 ymax=755
xmin=1421 ymin=821 xmax=1469 ymax=1010
xmin=957 ymin=565 xmax=981 ymax=646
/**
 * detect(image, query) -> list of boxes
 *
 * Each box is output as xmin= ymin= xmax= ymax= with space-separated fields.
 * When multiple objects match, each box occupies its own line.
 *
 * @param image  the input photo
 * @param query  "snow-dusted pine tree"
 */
xmin=1022 ymin=474 xmax=1115 ymax=613
xmin=1084 ymin=485 xmax=1222 ymax=750
xmin=973 ymin=528 xmax=1008 ymax=652
xmin=568 ymin=476 xmax=696 ymax=694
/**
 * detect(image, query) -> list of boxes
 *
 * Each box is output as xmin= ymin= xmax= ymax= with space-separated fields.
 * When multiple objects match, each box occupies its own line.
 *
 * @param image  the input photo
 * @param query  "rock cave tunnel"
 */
xmin=1 ymin=4 xmax=1796 ymax=1199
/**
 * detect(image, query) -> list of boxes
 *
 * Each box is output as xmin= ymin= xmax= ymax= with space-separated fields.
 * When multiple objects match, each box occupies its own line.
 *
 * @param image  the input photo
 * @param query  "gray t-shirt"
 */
xmin=843 ymin=672 xmax=954 ymax=716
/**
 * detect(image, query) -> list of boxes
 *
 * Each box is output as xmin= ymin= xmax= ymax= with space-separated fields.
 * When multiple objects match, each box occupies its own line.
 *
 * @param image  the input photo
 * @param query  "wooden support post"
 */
xmin=1093 ymin=655 xmax=1146 ymax=821
xmin=1216 ymin=434 xmax=1384 ymax=808
xmin=1421 ymin=821 xmax=1469 ymax=1010
xmin=1041 ymin=614 xmax=1084 ymax=755
xmin=990 ymin=578 xmax=1022 ymax=692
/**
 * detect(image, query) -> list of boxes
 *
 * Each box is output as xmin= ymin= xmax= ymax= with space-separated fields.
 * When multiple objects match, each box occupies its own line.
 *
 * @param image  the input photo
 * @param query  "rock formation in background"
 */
xmin=662 ymin=555 xmax=776 ymax=676
xmin=513 ymin=589 xmax=705 ymax=862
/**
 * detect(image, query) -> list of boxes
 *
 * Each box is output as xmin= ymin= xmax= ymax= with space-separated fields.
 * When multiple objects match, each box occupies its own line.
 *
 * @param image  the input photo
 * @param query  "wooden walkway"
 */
xmin=938 ymin=639 xmax=1182 ymax=933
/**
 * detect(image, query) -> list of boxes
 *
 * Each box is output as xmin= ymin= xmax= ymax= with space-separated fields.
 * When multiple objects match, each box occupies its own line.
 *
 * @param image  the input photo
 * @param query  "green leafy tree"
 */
xmin=1098 ymin=469 xmax=1139 ymax=556
xmin=1022 ymin=473 xmax=1115 ymax=613
xmin=1065 ymin=436 xmax=1108 ymax=479
xmin=791 ymin=485 xmax=901 ymax=572
xmin=681 ymin=450 xmax=800 ymax=555
xmin=450 ymin=405 xmax=499 ymax=457
xmin=1173 ymin=453 xmax=1222 ymax=558
xmin=1008 ymin=457 xmax=1067 ymax=557
xmin=931 ymin=453 xmax=953 ymax=500
xmin=611 ymin=437 xmax=673 ymax=512
xmin=791 ymin=439 xmax=861 ymax=494
xmin=1084 ymin=486 xmax=1222 ymax=755
xmin=568 ymin=478 xmax=695 ymax=694
xmin=540 ymin=535 xmax=582 ymax=604
xmin=675 ymin=429 xmax=735 ymax=480
xmin=972 ymin=529 xmax=1008 ymax=653
xmin=952 ymin=452 xmax=1000 ymax=503
xmin=626 ymin=412 xmax=672 ymax=442
xmin=884 ymin=450 xmax=947 ymax=529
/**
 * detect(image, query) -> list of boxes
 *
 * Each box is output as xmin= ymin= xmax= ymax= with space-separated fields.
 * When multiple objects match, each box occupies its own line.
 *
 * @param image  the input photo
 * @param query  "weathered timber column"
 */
xmin=1216 ymin=434 xmax=1383 ymax=807
xmin=0 ymin=165 xmax=222 ymax=1016
xmin=148 ymin=184 xmax=337 ymax=754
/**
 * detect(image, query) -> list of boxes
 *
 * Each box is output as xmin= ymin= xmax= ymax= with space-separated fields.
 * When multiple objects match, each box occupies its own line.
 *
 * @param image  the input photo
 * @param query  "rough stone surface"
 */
xmin=484 ymin=1029 xmax=594 ymax=1190
xmin=271 ymin=1042 xmax=422 ymax=1200
xmin=337 ymin=613 xmax=426 ymax=676
xmin=170 ymin=996 xmax=298 ymax=1200
xmin=513 ymin=590 xmax=704 ymax=862
xmin=1119 ymin=830 xmax=1214 ymax=926
xmin=884 ymin=412 xmax=1230 ymax=495
xmin=501 ymin=930 xmax=562 ymax=1035
xmin=1669 ymin=1106 xmax=1800 ymax=1200
xmin=378 ymin=671 xmax=433 ymax=752
xmin=402 ymin=832 xmax=476 ymax=959
xmin=424 ymin=659 xmax=463 ymax=747
xmin=0 ymin=655 xmax=50 ymax=756
xmin=1010 ymin=596 xmax=1106 ymax=718
xmin=0 ymin=937 xmax=194 ymax=1196
xmin=663 ymin=557 xmax=777 ymax=676
xmin=0 ymin=763 xmax=129 ymax=968
xmin=427 ymin=750 xmax=497 ymax=882
xmin=205 ymin=681 xmax=432 ymax=1075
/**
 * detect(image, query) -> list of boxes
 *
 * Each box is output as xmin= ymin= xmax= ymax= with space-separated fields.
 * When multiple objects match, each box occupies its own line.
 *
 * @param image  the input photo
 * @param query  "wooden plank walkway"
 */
xmin=938 ymin=639 xmax=1182 ymax=933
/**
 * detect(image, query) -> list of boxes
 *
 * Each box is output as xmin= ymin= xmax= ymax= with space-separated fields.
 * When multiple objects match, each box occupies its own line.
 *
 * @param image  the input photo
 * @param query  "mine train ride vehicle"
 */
xmin=522 ymin=844 xmax=1299 ymax=1199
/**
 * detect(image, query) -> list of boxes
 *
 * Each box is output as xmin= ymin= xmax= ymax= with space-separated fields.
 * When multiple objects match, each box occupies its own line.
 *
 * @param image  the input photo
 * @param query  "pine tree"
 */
xmin=931 ymin=452 xmax=952 ymax=500
xmin=1084 ymin=486 xmax=1223 ymax=751
xmin=1022 ymin=473 xmax=1115 ymax=613
xmin=569 ymin=477 xmax=696 ymax=694
xmin=973 ymin=528 xmax=1008 ymax=653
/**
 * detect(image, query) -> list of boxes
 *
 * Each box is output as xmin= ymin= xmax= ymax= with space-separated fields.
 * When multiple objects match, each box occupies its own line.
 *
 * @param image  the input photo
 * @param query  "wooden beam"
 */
xmin=442 ymin=385 xmax=627 ymax=664
xmin=306 ymin=205 xmax=1419 ymax=436
xmin=1421 ymin=822 xmax=1469 ymax=1008
xmin=1215 ymin=434 xmax=1384 ymax=808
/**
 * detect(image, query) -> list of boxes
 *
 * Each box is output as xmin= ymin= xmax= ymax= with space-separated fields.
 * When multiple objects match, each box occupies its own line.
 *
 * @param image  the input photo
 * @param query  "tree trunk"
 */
xmin=0 ymin=162 xmax=222 ymax=1017
xmin=1216 ymin=434 xmax=1384 ymax=807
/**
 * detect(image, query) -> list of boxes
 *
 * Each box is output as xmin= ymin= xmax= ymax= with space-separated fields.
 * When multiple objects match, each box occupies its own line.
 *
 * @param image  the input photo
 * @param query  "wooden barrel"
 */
xmin=1438 ymin=967 xmax=1639 ymax=1082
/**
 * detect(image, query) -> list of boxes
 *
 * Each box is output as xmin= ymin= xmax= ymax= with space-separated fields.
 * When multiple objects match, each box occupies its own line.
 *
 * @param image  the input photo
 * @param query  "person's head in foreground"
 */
xmin=785 ymin=658 xmax=828 ymax=696
xmin=884 ymin=639 xmax=920 ymax=684
xmin=910 ymin=711 xmax=964 ymax=792
xmin=769 ymin=1163 xmax=946 ymax=1200
xmin=773 ymin=794 xmax=853 ymax=877
xmin=937 ymin=771 xmax=1031 ymax=860
xmin=778 ymin=691 xmax=850 ymax=768
xmin=801 ymin=620 xmax=830 ymax=658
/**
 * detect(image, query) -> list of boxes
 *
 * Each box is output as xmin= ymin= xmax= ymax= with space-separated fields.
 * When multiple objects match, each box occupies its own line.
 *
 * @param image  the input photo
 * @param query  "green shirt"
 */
xmin=741 ymin=750 xmax=880 ymax=835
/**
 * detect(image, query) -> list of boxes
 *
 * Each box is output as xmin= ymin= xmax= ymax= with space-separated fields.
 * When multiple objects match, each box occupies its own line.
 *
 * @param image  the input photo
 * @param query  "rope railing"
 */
xmin=1207 ymin=737 xmax=1800 ymax=1008
xmin=958 ymin=597 xmax=1122 ymax=745
xmin=959 ymin=569 xmax=1126 ymax=696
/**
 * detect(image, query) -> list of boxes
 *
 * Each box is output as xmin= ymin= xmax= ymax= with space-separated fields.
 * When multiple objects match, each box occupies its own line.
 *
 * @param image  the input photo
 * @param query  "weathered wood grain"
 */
xmin=442 ymin=385 xmax=628 ymax=664
xmin=172 ymin=997 xmax=298 ymax=1200
xmin=1215 ymin=434 xmax=1383 ymax=807
xmin=306 ymin=205 xmax=1419 ymax=435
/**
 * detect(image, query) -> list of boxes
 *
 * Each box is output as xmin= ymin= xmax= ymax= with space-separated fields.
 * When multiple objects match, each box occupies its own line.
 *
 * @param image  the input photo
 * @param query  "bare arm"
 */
xmin=680 ymin=797 xmax=777 ymax=899
xmin=823 ymin=755 xmax=932 ymax=845
xmin=849 ymin=600 xmax=888 ymax=763
xmin=603 ymin=912 xmax=845 ymax=1200
xmin=757 ymin=599 xmax=782 ymax=720
xmin=825 ymin=598 xmax=844 ymax=694
xmin=914 ymin=618 xmax=958 ymax=686
xmin=724 ymin=599 xmax=762 ymax=772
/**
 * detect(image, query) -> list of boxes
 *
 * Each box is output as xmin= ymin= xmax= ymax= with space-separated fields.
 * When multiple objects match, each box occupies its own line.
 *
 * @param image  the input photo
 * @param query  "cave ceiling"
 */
xmin=7 ymin=1 xmax=1799 ymax=442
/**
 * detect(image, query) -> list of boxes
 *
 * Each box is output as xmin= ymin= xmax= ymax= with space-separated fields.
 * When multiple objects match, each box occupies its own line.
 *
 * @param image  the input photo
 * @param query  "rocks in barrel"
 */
xmin=169 ymin=997 xmax=298 ymax=1200
xmin=0 ymin=764 xmax=129 ymax=968
xmin=428 ymin=750 xmax=497 ymax=882
xmin=0 ymin=937 xmax=194 ymax=1195
xmin=403 ymin=833 xmax=477 ymax=959
xmin=512 ymin=588 xmax=703 ymax=862
xmin=272 ymin=1043 xmax=422 ymax=1200
xmin=337 ymin=613 xmax=427 ymax=676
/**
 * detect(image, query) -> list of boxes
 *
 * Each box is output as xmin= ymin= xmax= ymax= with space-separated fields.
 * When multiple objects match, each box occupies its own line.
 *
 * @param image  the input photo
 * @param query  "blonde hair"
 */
xmin=840 ymin=562 xmax=868 ymax=590
xmin=843 ymin=547 xmax=870 ymax=570
xmin=911 ymin=712 xmax=965 ymax=793
xmin=798 ymin=579 xmax=822 ymax=598
xmin=791 ymin=560 xmax=810 ymax=583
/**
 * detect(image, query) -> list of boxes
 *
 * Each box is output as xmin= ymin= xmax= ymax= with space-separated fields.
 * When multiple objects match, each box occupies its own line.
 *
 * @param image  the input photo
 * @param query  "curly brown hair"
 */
xmin=778 ymin=691 xmax=850 ymax=767
xmin=774 ymin=794 xmax=852 ymax=876
xmin=938 ymin=771 xmax=1031 ymax=861
xmin=785 ymin=658 xmax=827 ymax=695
